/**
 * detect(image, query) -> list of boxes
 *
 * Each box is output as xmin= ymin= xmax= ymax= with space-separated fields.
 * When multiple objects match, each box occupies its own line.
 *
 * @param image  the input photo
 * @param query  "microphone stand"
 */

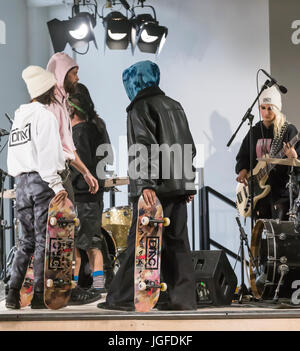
xmin=0 ymin=123 xmax=11 ymax=281
xmin=228 ymin=80 xmax=271 ymax=302
xmin=235 ymin=217 xmax=261 ymax=303
xmin=227 ymin=80 xmax=271 ymax=231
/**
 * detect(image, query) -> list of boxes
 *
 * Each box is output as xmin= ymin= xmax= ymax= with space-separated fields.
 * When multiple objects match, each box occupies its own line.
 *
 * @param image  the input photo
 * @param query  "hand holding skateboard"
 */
xmin=134 ymin=194 xmax=170 ymax=312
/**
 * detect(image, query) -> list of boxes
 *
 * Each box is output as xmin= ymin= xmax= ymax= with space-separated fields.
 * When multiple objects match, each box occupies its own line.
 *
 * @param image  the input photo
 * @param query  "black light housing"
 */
xmin=47 ymin=12 xmax=98 ymax=53
xmin=103 ymin=11 xmax=131 ymax=50
xmin=47 ymin=1 xmax=168 ymax=55
xmin=131 ymin=14 xmax=168 ymax=55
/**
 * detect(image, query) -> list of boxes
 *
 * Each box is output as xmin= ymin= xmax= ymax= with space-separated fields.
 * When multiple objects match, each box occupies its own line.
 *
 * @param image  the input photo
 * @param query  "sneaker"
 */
xmin=5 ymin=288 xmax=20 ymax=309
xmin=68 ymin=286 xmax=102 ymax=306
xmin=31 ymin=292 xmax=47 ymax=309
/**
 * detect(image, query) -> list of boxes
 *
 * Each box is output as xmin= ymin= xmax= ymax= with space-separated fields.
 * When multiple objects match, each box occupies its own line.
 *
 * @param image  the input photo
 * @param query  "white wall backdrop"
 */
xmin=0 ymin=0 xmax=270 ymax=285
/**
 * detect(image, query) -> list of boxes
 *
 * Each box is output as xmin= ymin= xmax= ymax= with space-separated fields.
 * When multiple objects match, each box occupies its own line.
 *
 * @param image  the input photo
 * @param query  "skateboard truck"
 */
xmin=49 ymin=216 xmax=80 ymax=227
xmin=46 ymin=278 xmax=76 ymax=289
xmin=138 ymin=280 xmax=168 ymax=292
xmin=141 ymin=216 xmax=170 ymax=227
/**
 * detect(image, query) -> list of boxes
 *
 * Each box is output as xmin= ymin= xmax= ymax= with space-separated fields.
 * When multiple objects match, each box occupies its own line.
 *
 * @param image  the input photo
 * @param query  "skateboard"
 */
xmin=134 ymin=195 xmax=170 ymax=312
xmin=20 ymin=256 xmax=34 ymax=308
xmin=44 ymin=197 xmax=79 ymax=310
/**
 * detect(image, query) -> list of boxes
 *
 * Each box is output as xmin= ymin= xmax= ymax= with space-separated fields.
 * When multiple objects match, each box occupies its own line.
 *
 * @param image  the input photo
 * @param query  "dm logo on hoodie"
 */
xmin=9 ymin=123 xmax=31 ymax=147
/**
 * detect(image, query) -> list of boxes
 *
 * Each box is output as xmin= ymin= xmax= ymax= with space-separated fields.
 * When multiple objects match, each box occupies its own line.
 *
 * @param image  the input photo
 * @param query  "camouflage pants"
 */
xmin=9 ymin=172 xmax=55 ymax=292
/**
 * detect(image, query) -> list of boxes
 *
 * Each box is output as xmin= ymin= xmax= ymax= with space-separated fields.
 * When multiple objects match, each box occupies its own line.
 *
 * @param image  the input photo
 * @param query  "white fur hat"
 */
xmin=259 ymin=85 xmax=282 ymax=111
xmin=22 ymin=65 xmax=56 ymax=99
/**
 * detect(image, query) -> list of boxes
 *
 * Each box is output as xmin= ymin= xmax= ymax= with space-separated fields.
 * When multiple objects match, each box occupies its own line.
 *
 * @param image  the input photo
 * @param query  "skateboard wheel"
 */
xmin=138 ymin=282 xmax=147 ymax=291
xmin=160 ymin=282 xmax=167 ymax=291
xmin=141 ymin=216 xmax=150 ymax=226
xmin=163 ymin=217 xmax=170 ymax=227
xmin=46 ymin=279 xmax=54 ymax=288
xmin=49 ymin=217 xmax=57 ymax=226
xmin=74 ymin=218 xmax=80 ymax=227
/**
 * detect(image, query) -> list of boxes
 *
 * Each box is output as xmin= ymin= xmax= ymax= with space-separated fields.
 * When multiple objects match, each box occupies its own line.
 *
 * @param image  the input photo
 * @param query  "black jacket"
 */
xmin=71 ymin=120 xmax=111 ymax=202
xmin=126 ymin=86 xmax=197 ymax=200
xmin=236 ymin=121 xmax=300 ymax=200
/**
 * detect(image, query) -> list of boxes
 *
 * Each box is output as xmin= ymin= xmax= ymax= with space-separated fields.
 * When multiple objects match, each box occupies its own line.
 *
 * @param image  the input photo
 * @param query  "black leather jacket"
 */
xmin=126 ymin=86 xmax=197 ymax=200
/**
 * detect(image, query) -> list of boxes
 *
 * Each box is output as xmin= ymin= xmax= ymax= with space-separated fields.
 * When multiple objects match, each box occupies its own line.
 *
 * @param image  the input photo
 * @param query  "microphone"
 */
xmin=4 ymin=113 xmax=13 ymax=125
xmin=261 ymin=69 xmax=288 ymax=94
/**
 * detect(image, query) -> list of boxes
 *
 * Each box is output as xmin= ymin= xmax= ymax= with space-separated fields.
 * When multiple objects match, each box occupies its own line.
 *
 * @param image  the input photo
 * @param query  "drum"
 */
xmin=250 ymin=219 xmax=300 ymax=299
xmin=102 ymin=206 xmax=132 ymax=253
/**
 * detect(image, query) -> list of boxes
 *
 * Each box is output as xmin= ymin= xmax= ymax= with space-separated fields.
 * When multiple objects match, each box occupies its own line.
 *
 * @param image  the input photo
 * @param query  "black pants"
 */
xmin=9 ymin=172 xmax=54 ymax=292
xmin=106 ymin=196 xmax=196 ymax=309
xmin=255 ymin=193 xmax=290 ymax=221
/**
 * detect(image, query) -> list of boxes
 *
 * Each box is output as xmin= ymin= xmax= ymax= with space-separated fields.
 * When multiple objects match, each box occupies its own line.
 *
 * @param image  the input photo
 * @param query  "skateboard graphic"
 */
xmin=134 ymin=195 xmax=170 ymax=312
xmin=44 ymin=197 xmax=79 ymax=310
xmin=20 ymin=256 xmax=34 ymax=308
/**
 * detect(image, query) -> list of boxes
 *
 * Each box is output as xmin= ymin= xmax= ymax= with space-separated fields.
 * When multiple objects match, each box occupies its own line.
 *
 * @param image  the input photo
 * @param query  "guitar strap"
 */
xmin=269 ymin=121 xmax=289 ymax=157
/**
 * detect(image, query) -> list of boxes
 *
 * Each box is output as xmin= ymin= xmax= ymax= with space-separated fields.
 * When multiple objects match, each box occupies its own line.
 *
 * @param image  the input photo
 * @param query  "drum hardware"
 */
xmin=279 ymin=233 xmax=287 ymax=240
xmin=250 ymin=219 xmax=300 ymax=301
xmin=291 ymin=191 xmax=300 ymax=233
xmin=273 ymin=264 xmax=289 ymax=302
xmin=280 ymin=256 xmax=287 ymax=263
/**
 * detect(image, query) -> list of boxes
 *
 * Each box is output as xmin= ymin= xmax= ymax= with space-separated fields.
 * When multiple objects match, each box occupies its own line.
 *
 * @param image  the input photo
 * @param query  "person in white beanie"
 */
xmin=236 ymin=85 xmax=300 ymax=220
xmin=6 ymin=65 xmax=68 ymax=309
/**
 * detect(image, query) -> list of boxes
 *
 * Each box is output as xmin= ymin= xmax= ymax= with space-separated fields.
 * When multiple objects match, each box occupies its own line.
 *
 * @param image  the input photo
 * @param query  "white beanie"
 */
xmin=22 ymin=65 xmax=57 ymax=99
xmin=259 ymin=85 xmax=282 ymax=111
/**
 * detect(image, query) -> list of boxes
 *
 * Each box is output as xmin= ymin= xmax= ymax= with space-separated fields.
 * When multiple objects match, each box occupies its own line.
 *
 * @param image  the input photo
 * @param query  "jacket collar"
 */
xmin=126 ymin=86 xmax=165 ymax=112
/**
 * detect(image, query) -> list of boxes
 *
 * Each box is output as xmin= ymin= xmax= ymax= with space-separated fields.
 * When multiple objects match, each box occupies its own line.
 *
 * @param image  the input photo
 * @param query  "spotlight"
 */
xmin=47 ymin=12 xmax=97 ymax=53
xmin=131 ymin=13 xmax=168 ymax=55
xmin=103 ymin=11 xmax=131 ymax=50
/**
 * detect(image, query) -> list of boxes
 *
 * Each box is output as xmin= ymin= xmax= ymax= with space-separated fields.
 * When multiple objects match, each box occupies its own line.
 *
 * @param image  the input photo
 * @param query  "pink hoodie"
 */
xmin=46 ymin=52 xmax=79 ymax=161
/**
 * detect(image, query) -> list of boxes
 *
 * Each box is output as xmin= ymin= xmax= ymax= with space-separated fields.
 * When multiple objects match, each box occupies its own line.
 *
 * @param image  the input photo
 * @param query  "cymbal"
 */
xmin=258 ymin=157 xmax=300 ymax=167
xmin=104 ymin=176 xmax=129 ymax=188
xmin=0 ymin=189 xmax=16 ymax=199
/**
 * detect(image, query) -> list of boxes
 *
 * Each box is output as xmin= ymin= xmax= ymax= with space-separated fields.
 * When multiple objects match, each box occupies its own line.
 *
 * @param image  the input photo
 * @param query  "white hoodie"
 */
xmin=7 ymin=102 xmax=65 ymax=194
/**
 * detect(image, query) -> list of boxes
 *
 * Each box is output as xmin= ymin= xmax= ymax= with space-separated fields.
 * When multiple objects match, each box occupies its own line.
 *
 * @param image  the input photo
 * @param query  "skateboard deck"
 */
xmin=20 ymin=256 xmax=34 ymax=308
xmin=44 ymin=197 xmax=79 ymax=310
xmin=134 ymin=195 xmax=169 ymax=312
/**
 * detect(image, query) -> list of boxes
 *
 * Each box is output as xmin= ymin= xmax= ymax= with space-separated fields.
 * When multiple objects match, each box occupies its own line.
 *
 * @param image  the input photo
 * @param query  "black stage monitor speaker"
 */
xmin=192 ymin=250 xmax=237 ymax=306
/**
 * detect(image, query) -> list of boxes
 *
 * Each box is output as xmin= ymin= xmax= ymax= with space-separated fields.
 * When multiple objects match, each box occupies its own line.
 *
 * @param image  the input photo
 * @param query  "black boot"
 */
xmin=31 ymin=291 xmax=47 ymax=309
xmin=5 ymin=288 xmax=21 ymax=309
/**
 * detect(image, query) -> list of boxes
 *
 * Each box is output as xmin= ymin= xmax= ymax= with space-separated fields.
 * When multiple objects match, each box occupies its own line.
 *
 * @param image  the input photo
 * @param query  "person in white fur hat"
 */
xmin=6 ymin=65 xmax=68 ymax=309
xmin=235 ymin=85 xmax=300 ymax=220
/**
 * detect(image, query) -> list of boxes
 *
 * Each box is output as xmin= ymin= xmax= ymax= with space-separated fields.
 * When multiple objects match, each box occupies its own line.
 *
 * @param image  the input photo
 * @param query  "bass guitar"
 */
xmin=236 ymin=132 xmax=300 ymax=217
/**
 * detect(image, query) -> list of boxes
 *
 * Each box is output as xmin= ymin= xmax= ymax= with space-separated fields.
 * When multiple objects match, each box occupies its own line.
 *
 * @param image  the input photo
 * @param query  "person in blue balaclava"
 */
xmin=98 ymin=60 xmax=197 ymax=311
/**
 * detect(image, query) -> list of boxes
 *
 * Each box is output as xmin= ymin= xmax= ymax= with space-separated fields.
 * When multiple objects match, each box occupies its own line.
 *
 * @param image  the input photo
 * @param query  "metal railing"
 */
xmin=196 ymin=185 xmax=248 ymax=265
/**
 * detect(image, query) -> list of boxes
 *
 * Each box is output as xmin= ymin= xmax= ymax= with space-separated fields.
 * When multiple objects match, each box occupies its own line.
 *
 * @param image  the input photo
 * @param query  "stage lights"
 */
xmin=48 ymin=11 xmax=98 ymax=53
xmin=47 ymin=0 xmax=168 ymax=56
xmin=131 ymin=13 xmax=168 ymax=55
xmin=103 ymin=11 xmax=131 ymax=50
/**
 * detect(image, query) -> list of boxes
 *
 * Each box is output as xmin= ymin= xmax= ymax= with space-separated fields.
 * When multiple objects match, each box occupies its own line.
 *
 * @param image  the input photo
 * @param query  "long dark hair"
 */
xmin=32 ymin=86 xmax=57 ymax=105
xmin=69 ymin=83 xmax=113 ymax=167
xmin=68 ymin=83 xmax=107 ymax=134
